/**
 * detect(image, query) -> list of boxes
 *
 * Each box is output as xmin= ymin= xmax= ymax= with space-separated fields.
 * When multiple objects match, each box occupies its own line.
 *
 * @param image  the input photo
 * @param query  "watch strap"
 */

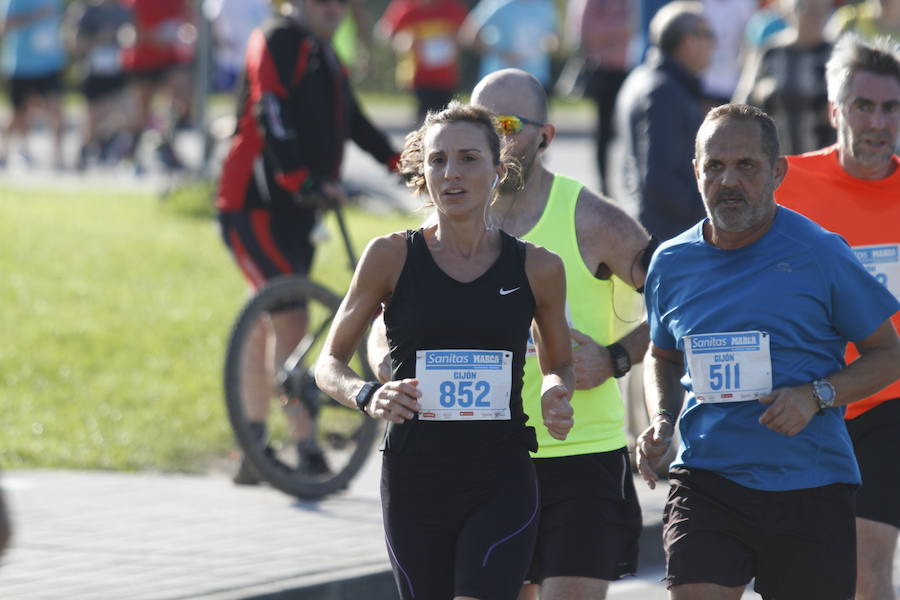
xmin=355 ymin=381 xmax=380 ymax=414
xmin=607 ymin=342 xmax=631 ymax=378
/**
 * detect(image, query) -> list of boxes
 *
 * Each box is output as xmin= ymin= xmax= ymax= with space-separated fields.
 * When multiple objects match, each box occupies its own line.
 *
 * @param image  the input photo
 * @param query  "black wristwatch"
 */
xmin=355 ymin=381 xmax=380 ymax=414
xmin=606 ymin=342 xmax=631 ymax=378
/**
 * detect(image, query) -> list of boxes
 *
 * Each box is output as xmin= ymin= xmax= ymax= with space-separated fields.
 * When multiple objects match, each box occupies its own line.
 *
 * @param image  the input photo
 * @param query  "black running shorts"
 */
xmin=9 ymin=71 xmax=63 ymax=108
xmin=663 ymin=467 xmax=856 ymax=600
xmin=218 ymin=203 xmax=316 ymax=290
xmin=846 ymin=398 xmax=900 ymax=528
xmin=82 ymin=74 xmax=127 ymax=101
xmin=525 ymin=448 xmax=642 ymax=583
xmin=381 ymin=444 xmax=539 ymax=600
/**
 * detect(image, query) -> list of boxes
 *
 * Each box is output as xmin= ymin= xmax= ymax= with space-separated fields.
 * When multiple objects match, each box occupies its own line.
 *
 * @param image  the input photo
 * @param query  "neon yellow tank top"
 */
xmin=521 ymin=175 xmax=628 ymax=457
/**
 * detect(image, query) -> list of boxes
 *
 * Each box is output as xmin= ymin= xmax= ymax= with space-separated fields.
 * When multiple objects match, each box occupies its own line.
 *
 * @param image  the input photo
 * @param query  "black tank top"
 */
xmin=383 ymin=229 xmax=538 ymax=456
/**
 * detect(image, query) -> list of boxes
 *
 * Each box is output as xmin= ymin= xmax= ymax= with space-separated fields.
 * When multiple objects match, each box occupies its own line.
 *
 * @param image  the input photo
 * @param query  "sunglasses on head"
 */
xmin=494 ymin=114 xmax=545 ymax=135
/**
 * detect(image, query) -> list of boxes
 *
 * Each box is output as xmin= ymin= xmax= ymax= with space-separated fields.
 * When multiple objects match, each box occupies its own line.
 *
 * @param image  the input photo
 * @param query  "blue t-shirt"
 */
xmin=467 ymin=0 xmax=557 ymax=87
xmin=645 ymin=207 xmax=900 ymax=491
xmin=1 ymin=0 xmax=66 ymax=77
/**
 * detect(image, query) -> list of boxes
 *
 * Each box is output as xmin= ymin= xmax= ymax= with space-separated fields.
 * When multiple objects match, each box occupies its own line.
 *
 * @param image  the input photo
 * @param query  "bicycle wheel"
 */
xmin=224 ymin=274 xmax=380 ymax=499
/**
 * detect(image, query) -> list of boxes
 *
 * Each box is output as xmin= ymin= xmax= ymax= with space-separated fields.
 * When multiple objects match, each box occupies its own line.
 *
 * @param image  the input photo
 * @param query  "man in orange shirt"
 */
xmin=776 ymin=33 xmax=900 ymax=600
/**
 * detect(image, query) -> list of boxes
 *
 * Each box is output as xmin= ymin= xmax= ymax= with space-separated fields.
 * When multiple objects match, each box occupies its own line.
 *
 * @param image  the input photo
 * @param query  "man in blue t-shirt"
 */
xmin=637 ymin=103 xmax=900 ymax=600
xmin=0 ymin=0 xmax=67 ymax=169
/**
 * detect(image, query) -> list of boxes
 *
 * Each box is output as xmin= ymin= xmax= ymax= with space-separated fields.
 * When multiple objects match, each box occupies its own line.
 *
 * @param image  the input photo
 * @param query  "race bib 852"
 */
xmin=416 ymin=349 xmax=512 ymax=420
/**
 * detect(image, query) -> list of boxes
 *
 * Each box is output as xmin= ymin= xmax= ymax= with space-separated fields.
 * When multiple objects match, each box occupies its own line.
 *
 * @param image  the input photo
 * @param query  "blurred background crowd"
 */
xmin=0 ymin=0 xmax=898 ymax=191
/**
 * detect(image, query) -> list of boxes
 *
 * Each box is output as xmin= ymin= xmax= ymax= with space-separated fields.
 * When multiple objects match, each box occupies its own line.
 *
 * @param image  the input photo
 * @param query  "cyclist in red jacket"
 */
xmin=217 ymin=0 xmax=399 ymax=484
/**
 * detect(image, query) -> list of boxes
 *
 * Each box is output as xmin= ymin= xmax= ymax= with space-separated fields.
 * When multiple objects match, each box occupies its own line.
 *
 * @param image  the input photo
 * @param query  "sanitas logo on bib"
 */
xmin=499 ymin=287 xmax=520 ymax=296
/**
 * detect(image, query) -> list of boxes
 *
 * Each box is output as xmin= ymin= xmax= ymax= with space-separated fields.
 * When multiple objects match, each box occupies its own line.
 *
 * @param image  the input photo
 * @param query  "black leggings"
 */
xmin=381 ymin=444 xmax=539 ymax=599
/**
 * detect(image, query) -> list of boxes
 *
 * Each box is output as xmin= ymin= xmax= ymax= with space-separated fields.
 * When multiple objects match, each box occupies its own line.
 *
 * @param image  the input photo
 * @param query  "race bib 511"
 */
xmin=684 ymin=331 xmax=772 ymax=403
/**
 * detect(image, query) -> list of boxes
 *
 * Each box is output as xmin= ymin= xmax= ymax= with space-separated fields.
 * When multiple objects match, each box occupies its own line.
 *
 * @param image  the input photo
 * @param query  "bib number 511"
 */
xmin=439 ymin=381 xmax=491 ymax=408
xmin=709 ymin=363 xmax=741 ymax=391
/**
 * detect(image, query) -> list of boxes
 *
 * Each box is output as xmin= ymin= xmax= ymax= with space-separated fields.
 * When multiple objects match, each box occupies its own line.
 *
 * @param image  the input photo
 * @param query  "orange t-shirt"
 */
xmin=776 ymin=145 xmax=900 ymax=419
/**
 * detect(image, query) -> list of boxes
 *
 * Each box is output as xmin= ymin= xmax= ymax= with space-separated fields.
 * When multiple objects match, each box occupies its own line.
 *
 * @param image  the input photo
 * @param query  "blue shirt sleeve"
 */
xmin=645 ymin=250 xmax=678 ymax=350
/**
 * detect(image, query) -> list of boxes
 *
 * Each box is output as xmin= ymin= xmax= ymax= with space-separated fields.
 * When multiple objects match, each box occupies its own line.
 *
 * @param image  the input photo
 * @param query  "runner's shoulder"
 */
xmin=358 ymin=232 xmax=409 ymax=271
xmin=573 ymin=186 xmax=650 ymax=274
xmin=523 ymin=240 xmax=564 ymax=281
xmin=575 ymin=186 xmax=649 ymax=247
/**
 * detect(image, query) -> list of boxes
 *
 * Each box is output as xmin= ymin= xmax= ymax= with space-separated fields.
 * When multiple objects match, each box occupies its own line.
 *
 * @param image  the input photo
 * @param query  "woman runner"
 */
xmin=315 ymin=101 xmax=574 ymax=600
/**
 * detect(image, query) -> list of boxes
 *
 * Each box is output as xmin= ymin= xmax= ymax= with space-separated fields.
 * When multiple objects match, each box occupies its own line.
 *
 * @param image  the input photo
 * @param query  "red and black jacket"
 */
xmin=217 ymin=16 xmax=399 ymax=213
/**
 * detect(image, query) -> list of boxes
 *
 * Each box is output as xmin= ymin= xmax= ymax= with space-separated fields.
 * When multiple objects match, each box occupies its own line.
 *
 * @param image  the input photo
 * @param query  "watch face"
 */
xmin=816 ymin=381 xmax=835 ymax=404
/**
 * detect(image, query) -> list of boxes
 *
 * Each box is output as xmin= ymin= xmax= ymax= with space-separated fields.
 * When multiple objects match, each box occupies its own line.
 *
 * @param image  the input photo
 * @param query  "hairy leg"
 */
xmin=856 ymin=517 xmax=899 ymax=600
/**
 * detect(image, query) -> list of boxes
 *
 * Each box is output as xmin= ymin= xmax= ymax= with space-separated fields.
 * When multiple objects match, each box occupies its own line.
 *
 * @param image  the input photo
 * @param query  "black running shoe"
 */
xmin=297 ymin=449 xmax=332 ymax=476
xmin=232 ymin=456 xmax=263 ymax=485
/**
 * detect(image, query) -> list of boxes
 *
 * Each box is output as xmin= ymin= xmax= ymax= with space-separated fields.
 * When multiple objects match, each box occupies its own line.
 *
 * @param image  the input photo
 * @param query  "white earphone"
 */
xmin=491 ymin=174 xmax=499 ymax=189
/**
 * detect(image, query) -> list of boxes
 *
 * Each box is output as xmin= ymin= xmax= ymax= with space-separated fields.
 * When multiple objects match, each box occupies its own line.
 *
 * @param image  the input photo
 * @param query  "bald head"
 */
xmin=471 ymin=69 xmax=548 ymax=123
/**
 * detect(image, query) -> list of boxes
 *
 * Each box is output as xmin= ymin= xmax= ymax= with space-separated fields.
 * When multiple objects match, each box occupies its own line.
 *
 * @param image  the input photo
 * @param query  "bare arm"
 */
xmin=366 ymin=312 xmax=392 ymax=384
xmin=575 ymin=188 xmax=651 ymax=291
xmin=758 ymin=320 xmax=900 ymax=436
xmin=570 ymin=322 xmax=649 ymax=389
xmin=569 ymin=189 xmax=651 ymax=388
xmin=636 ymin=344 xmax=684 ymax=488
xmin=527 ymin=245 xmax=575 ymax=440
xmin=315 ymin=234 xmax=420 ymax=423
xmin=831 ymin=320 xmax=900 ymax=406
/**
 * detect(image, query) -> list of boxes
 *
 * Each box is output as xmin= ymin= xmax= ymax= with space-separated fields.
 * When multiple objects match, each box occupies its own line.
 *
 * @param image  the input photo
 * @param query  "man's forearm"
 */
xmin=830 ymin=339 xmax=900 ymax=407
xmin=616 ymin=322 xmax=650 ymax=367
xmin=643 ymin=347 xmax=685 ymax=421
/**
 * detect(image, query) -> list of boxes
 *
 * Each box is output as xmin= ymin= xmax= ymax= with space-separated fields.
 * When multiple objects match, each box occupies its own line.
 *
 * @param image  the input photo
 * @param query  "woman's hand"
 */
xmin=367 ymin=378 xmax=421 ymax=424
xmin=541 ymin=384 xmax=573 ymax=440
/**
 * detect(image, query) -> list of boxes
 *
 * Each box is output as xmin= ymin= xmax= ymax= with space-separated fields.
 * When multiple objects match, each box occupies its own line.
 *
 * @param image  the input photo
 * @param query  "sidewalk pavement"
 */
xmin=4 ymin=456 xmax=898 ymax=600
xmin=0 ymin=453 xmax=672 ymax=600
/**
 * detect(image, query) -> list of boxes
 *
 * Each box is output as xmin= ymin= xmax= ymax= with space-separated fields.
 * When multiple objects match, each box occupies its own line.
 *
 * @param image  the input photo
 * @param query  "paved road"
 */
xmin=0 ymin=456 xmax=672 ymax=600
xmin=7 ymin=459 xmax=893 ymax=600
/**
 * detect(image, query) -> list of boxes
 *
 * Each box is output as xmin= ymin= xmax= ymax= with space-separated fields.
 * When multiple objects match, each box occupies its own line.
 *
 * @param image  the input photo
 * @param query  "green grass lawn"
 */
xmin=0 ymin=184 xmax=418 ymax=473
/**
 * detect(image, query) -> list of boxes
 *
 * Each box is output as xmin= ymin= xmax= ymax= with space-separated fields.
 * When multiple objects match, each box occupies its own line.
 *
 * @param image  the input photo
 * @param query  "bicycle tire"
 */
xmin=224 ymin=274 xmax=380 ymax=500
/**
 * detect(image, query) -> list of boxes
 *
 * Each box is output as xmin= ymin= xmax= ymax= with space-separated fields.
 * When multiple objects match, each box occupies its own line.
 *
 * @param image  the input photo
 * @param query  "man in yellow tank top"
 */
xmin=472 ymin=68 xmax=654 ymax=600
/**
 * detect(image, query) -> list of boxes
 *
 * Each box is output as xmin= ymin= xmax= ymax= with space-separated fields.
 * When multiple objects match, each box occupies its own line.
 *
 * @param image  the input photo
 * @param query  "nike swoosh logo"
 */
xmin=499 ymin=287 xmax=520 ymax=296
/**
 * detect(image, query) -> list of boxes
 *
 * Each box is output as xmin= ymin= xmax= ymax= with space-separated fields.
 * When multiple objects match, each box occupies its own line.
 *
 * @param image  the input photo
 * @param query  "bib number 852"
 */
xmin=439 ymin=381 xmax=491 ymax=407
xmin=709 ymin=363 xmax=741 ymax=391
